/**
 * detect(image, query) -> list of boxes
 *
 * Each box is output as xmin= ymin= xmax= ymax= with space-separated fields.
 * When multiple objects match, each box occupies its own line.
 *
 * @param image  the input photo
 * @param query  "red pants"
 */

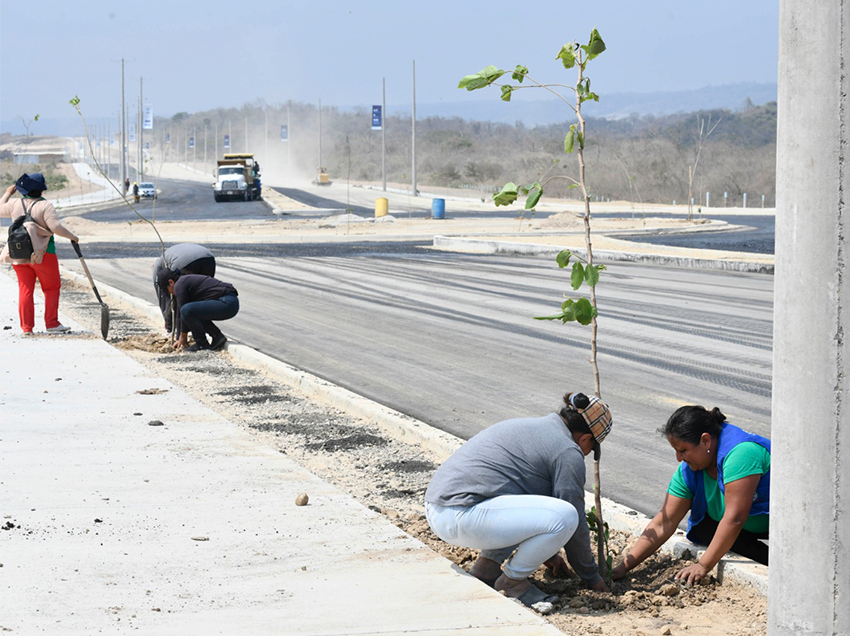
xmin=12 ymin=253 xmax=62 ymax=332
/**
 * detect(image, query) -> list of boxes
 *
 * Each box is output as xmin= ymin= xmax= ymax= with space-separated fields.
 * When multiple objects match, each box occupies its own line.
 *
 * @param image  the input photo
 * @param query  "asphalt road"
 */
xmin=72 ymin=181 xmax=776 ymax=254
xmin=76 ymin=177 xmax=275 ymax=222
xmin=59 ymin=235 xmax=773 ymax=519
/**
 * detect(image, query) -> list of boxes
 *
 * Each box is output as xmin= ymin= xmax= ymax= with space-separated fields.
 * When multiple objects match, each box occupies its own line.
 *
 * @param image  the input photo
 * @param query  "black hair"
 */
xmin=559 ymin=392 xmax=593 ymax=436
xmin=26 ymin=191 xmax=43 ymax=198
xmin=661 ymin=405 xmax=726 ymax=445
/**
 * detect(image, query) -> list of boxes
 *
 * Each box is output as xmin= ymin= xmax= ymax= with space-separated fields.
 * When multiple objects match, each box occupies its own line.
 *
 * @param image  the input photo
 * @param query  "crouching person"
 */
xmin=156 ymin=268 xmax=239 ymax=352
xmin=424 ymin=392 xmax=613 ymax=608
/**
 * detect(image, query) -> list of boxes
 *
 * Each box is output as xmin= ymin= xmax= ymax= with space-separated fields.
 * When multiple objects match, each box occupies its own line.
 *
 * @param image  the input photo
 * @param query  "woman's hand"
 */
xmin=5 ymin=185 xmax=17 ymax=196
xmin=589 ymin=577 xmax=610 ymax=593
xmin=611 ymin=560 xmax=629 ymax=580
xmin=543 ymin=555 xmax=572 ymax=578
xmin=174 ymin=333 xmax=188 ymax=349
xmin=674 ymin=562 xmax=710 ymax=586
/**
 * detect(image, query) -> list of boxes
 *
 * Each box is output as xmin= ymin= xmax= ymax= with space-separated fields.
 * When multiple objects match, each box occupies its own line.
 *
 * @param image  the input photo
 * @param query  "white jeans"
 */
xmin=425 ymin=495 xmax=579 ymax=580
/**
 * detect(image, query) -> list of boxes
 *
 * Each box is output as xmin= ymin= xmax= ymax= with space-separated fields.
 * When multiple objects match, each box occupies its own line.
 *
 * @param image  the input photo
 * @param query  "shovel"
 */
xmin=71 ymin=241 xmax=110 ymax=339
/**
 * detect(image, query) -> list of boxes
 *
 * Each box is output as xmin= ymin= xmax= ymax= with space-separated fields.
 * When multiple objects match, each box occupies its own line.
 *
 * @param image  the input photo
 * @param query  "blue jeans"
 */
xmin=425 ymin=495 xmax=579 ymax=580
xmin=180 ymin=293 xmax=239 ymax=347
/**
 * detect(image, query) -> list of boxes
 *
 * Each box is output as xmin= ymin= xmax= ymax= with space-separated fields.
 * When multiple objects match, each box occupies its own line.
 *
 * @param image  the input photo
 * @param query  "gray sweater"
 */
xmin=152 ymin=243 xmax=214 ymax=284
xmin=425 ymin=412 xmax=599 ymax=585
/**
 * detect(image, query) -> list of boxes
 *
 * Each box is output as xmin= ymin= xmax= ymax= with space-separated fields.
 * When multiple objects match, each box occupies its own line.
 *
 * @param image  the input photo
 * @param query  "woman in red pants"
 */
xmin=0 ymin=174 xmax=80 ymax=334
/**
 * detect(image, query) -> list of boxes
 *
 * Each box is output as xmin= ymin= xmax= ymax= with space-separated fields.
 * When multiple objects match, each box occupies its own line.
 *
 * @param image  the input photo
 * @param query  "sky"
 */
xmin=0 ymin=0 xmax=779 ymax=134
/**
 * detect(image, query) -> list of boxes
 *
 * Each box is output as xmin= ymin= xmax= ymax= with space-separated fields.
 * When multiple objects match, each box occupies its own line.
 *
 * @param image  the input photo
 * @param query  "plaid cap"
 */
xmin=577 ymin=396 xmax=613 ymax=444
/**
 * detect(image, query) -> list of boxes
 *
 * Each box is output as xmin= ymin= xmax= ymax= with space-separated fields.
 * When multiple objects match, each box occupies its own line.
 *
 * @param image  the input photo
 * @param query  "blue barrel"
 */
xmin=431 ymin=198 xmax=446 ymax=219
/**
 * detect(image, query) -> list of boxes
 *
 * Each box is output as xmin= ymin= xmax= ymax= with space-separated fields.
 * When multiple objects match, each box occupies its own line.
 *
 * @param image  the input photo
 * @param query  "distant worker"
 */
xmin=0 ymin=173 xmax=80 ymax=334
xmin=152 ymin=243 xmax=216 ymax=333
xmin=156 ymin=269 xmax=239 ymax=352
xmin=132 ymin=182 xmax=140 ymax=203
xmin=124 ymin=177 xmax=130 ymax=193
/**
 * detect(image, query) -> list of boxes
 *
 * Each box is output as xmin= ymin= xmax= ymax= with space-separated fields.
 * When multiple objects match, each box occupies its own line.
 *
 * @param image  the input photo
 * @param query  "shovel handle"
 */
xmin=72 ymin=241 xmax=106 ymax=306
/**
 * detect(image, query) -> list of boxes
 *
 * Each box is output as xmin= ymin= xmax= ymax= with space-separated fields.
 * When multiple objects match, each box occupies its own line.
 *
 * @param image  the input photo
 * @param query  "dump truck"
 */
xmin=214 ymin=153 xmax=262 ymax=202
xmin=312 ymin=166 xmax=332 ymax=187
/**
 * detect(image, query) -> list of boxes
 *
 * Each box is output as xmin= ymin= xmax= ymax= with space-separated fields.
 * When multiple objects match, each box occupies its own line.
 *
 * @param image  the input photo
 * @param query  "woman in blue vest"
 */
xmin=612 ymin=405 xmax=770 ymax=585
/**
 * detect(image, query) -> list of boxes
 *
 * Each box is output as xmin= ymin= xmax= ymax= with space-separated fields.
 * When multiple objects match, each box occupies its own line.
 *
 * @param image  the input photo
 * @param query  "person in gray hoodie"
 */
xmin=425 ymin=391 xmax=613 ymax=607
xmin=152 ymin=243 xmax=216 ymax=332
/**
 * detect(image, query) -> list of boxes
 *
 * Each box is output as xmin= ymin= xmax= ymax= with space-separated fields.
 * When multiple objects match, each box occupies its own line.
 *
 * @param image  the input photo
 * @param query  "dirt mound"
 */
xmin=114 ymin=333 xmax=175 ymax=354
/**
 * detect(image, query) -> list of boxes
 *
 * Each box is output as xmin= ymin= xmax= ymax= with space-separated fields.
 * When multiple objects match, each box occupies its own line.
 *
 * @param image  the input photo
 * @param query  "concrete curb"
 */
xmin=433 ymin=236 xmax=775 ymax=274
xmin=59 ymin=265 xmax=769 ymax=597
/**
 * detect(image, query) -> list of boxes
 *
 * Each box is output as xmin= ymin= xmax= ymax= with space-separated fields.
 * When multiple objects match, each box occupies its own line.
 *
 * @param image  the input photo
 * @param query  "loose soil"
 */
xmin=53 ymin=275 xmax=767 ymax=636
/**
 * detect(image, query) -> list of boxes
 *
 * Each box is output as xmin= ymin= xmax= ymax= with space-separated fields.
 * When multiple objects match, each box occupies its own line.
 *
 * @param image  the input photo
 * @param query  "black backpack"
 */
xmin=7 ymin=199 xmax=35 ymax=260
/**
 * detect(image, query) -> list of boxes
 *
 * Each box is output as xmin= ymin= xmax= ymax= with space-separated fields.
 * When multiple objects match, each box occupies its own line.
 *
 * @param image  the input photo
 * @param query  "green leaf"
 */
xmin=556 ymin=250 xmax=573 ymax=268
xmin=556 ymin=43 xmax=577 ymax=69
xmin=581 ymin=28 xmax=606 ymax=60
xmin=493 ymin=182 xmax=519 ymax=207
xmin=458 ymin=66 xmax=506 ymax=91
xmin=585 ymin=264 xmax=601 ymax=287
xmin=564 ymin=129 xmax=575 ymax=154
xmin=574 ymin=298 xmax=596 ymax=325
xmin=500 ymin=85 xmax=513 ymax=102
xmin=512 ymin=65 xmax=528 ymax=82
xmin=571 ymin=262 xmax=585 ymax=290
xmin=577 ymin=131 xmax=584 ymax=149
xmin=534 ymin=312 xmax=564 ymax=321
xmin=560 ymin=299 xmax=577 ymax=322
xmin=567 ymin=183 xmax=580 ymax=189
xmin=34 ymin=114 xmax=40 ymax=121
xmin=525 ymin=185 xmax=542 ymax=210
xmin=69 ymin=95 xmax=80 ymax=107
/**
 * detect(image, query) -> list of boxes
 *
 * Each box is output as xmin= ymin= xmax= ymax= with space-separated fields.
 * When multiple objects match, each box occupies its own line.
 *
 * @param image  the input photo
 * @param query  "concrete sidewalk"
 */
xmin=0 ymin=274 xmax=561 ymax=635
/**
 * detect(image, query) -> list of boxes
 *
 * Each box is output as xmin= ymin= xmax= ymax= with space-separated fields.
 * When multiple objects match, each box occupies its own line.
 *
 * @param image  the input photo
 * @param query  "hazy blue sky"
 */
xmin=1 ymin=0 xmax=778 ymax=133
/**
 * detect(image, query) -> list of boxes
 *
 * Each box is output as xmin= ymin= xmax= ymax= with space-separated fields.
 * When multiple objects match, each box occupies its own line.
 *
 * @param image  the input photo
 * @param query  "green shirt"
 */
xmin=668 ymin=441 xmax=770 ymax=534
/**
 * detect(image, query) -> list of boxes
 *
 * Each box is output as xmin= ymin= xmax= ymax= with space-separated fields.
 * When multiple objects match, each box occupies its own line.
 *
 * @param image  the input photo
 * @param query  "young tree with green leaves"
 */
xmin=459 ymin=29 xmax=613 ymax=579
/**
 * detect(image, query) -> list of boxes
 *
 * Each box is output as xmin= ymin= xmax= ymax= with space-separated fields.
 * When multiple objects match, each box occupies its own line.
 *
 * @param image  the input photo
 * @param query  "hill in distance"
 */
xmin=2 ymin=82 xmax=777 ymax=137
xmin=392 ymin=82 xmax=778 ymax=126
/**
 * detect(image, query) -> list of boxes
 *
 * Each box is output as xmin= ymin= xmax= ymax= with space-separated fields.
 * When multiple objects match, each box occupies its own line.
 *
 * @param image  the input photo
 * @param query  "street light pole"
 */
xmin=139 ymin=77 xmax=144 ymax=181
xmin=120 ymin=58 xmax=126 ymax=192
xmin=382 ymin=76 xmax=386 ymax=192
xmin=412 ymin=59 xmax=417 ymax=197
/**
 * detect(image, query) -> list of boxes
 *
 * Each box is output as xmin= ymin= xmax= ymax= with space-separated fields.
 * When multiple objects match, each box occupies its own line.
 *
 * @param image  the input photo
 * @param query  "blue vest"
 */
xmin=680 ymin=422 xmax=771 ymax=542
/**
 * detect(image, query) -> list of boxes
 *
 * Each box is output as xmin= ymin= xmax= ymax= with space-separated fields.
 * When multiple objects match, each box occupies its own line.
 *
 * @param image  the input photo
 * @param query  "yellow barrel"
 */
xmin=375 ymin=197 xmax=389 ymax=217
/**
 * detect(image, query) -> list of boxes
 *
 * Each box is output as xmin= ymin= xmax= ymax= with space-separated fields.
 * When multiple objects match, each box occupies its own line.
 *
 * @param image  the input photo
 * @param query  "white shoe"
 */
xmin=46 ymin=324 xmax=71 ymax=334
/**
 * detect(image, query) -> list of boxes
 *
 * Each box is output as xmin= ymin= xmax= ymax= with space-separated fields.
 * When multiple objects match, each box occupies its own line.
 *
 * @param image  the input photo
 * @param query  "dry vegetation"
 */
xmin=158 ymin=100 xmax=776 ymax=207
xmin=2 ymin=97 xmax=775 ymax=209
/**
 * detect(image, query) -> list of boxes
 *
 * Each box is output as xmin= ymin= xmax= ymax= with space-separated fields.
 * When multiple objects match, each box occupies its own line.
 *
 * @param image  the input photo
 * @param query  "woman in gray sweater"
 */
xmin=425 ymin=392 xmax=613 ymax=607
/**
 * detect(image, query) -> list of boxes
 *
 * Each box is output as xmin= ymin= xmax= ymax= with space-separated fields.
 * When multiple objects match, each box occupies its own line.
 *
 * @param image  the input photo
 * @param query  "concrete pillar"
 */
xmin=770 ymin=1 xmax=850 ymax=634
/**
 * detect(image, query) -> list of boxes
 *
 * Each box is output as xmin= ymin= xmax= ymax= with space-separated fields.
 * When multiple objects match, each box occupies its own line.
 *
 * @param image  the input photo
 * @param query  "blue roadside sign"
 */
xmin=372 ymin=105 xmax=382 ymax=130
xmin=281 ymin=124 xmax=288 ymax=142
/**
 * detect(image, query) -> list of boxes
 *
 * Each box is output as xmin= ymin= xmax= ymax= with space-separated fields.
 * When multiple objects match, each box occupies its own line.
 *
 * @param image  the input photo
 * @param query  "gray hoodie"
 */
xmin=425 ymin=412 xmax=600 ymax=585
